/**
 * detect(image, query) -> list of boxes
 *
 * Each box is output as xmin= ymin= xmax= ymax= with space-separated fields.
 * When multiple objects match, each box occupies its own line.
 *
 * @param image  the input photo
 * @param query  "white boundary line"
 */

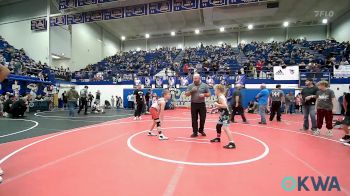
xmin=0 ymin=119 xmax=212 ymax=164
xmin=127 ymin=127 xmax=270 ymax=166
xmin=34 ymin=112 xmax=132 ymax=119
xmin=0 ymin=118 xmax=346 ymax=166
xmin=0 ymin=119 xmax=39 ymax=138
xmin=174 ymin=140 xmax=210 ymax=144
xmin=176 ymin=137 xmax=209 ymax=141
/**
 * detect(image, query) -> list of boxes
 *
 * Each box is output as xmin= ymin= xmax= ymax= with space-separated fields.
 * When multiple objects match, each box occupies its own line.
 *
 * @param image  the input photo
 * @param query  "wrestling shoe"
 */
xmin=199 ymin=131 xmax=206 ymax=136
xmin=326 ymin=129 xmax=333 ymax=137
xmin=343 ymin=140 xmax=350 ymax=147
xmin=313 ymin=129 xmax=321 ymax=136
xmin=147 ymin=132 xmax=157 ymax=136
xmin=223 ymin=142 xmax=236 ymax=149
xmin=190 ymin=133 xmax=198 ymax=138
xmin=340 ymin=135 xmax=350 ymax=142
xmin=210 ymin=138 xmax=221 ymax=143
xmin=158 ymin=134 xmax=169 ymax=140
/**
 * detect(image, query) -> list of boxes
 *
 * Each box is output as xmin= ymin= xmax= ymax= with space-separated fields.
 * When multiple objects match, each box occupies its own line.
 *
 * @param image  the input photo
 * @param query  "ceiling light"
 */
xmin=52 ymin=55 xmax=60 ymax=59
xmin=121 ymin=36 xmax=126 ymax=41
xmin=145 ymin=34 xmax=150 ymax=39
xmin=171 ymin=31 xmax=176 ymax=36
xmin=219 ymin=27 xmax=225 ymax=32
xmin=248 ymin=24 xmax=253 ymax=30
xmin=322 ymin=18 xmax=328 ymax=24
xmin=283 ymin=21 xmax=289 ymax=27
xmin=195 ymin=29 xmax=200 ymax=34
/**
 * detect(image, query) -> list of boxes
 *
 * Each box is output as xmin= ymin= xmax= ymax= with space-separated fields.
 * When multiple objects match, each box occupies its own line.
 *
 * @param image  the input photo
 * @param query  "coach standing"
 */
xmin=185 ymin=74 xmax=210 ymax=137
xmin=256 ymin=84 xmax=269 ymax=124
xmin=300 ymin=78 xmax=318 ymax=132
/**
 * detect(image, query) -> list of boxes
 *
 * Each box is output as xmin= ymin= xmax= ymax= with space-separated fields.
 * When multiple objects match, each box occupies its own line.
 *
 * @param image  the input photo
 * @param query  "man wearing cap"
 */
xmin=185 ymin=73 xmax=210 ymax=137
xmin=300 ymin=78 xmax=318 ymax=131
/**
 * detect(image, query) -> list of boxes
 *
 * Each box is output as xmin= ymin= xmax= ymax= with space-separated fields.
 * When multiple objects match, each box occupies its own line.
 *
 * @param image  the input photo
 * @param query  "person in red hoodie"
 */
xmin=256 ymin=59 xmax=263 ymax=78
xmin=183 ymin=63 xmax=189 ymax=75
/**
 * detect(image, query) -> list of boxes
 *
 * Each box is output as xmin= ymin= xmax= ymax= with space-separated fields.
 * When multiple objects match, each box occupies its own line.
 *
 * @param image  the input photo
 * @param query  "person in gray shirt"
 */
xmin=269 ymin=84 xmax=285 ymax=122
xmin=185 ymin=73 xmax=210 ymax=137
xmin=78 ymin=86 xmax=88 ymax=115
xmin=314 ymin=80 xmax=336 ymax=136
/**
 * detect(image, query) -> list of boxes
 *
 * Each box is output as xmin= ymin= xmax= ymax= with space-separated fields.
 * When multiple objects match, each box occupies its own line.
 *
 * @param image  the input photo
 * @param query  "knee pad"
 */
xmin=156 ymin=119 xmax=161 ymax=127
xmin=216 ymin=124 xmax=223 ymax=134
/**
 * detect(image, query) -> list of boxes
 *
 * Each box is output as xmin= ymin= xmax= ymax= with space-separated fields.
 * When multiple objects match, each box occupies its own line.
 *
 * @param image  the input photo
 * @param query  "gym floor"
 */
xmin=0 ymin=109 xmax=349 ymax=196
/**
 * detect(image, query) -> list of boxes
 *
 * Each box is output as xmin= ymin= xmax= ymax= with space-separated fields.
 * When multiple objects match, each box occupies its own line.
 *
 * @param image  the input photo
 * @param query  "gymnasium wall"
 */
xmin=0 ymin=0 xmax=49 ymax=63
xmin=331 ymin=10 xmax=350 ymax=42
xmin=122 ymin=26 xmax=327 ymax=51
xmin=51 ymin=23 xmax=121 ymax=71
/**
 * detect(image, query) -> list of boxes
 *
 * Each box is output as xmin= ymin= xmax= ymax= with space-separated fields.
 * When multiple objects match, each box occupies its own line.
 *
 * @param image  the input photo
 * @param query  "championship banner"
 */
xmin=168 ymin=76 xmax=176 ymax=88
xmin=103 ymin=8 xmax=124 ymax=20
xmin=85 ymin=10 xmax=103 ymax=22
xmin=228 ymin=0 xmax=258 ymax=4
xmin=155 ymin=76 xmax=164 ymax=88
xmin=299 ymin=72 xmax=330 ymax=87
xmin=333 ymin=64 xmax=350 ymax=78
xmin=149 ymin=0 xmax=172 ymax=14
xmin=31 ymin=19 xmax=47 ymax=31
xmin=144 ymin=77 xmax=152 ymax=88
xmin=59 ymin=0 xmax=76 ymax=10
xmin=77 ymin=0 xmax=97 ymax=7
xmin=179 ymin=76 xmax=189 ymax=87
xmin=125 ymin=4 xmax=147 ymax=17
xmin=50 ymin=16 xmax=66 ymax=26
xmin=273 ymin=66 xmax=299 ymax=80
xmin=67 ymin=13 xmax=85 ymax=24
xmin=173 ymin=0 xmax=198 ymax=11
xmin=200 ymin=0 xmax=227 ymax=8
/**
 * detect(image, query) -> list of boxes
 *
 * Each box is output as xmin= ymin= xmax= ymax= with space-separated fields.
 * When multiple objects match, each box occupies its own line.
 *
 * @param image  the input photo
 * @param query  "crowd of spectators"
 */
xmin=0 ymin=36 xmax=72 ymax=81
xmin=2 ymin=33 xmax=350 ymax=83
xmin=240 ymin=38 xmax=350 ymax=79
xmin=181 ymin=43 xmax=238 ymax=76
xmin=73 ymin=47 xmax=181 ymax=81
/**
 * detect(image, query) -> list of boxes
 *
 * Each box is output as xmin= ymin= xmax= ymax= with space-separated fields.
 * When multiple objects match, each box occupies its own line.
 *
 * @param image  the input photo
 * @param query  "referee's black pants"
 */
xmin=270 ymin=101 xmax=282 ymax=121
xmin=134 ymin=102 xmax=144 ymax=117
xmin=191 ymin=102 xmax=206 ymax=134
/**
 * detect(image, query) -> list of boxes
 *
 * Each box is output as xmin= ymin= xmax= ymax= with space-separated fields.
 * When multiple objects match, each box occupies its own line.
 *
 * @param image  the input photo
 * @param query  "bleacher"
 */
xmin=0 ymin=36 xmax=63 ymax=82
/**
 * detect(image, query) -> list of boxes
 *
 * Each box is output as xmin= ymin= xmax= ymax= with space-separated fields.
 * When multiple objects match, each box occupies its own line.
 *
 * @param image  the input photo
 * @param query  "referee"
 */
xmin=185 ymin=74 xmax=210 ymax=137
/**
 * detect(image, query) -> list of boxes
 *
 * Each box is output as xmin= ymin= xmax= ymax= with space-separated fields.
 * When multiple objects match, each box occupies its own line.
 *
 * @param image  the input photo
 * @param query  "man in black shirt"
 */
xmin=300 ymin=78 xmax=318 ymax=131
xmin=231 ymin=84 xmax=248 ymax=123
xmin=145 ymin=89 xmax=151 ymax=113
xmin=134 ymin=84 xmax=145 ymax=120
